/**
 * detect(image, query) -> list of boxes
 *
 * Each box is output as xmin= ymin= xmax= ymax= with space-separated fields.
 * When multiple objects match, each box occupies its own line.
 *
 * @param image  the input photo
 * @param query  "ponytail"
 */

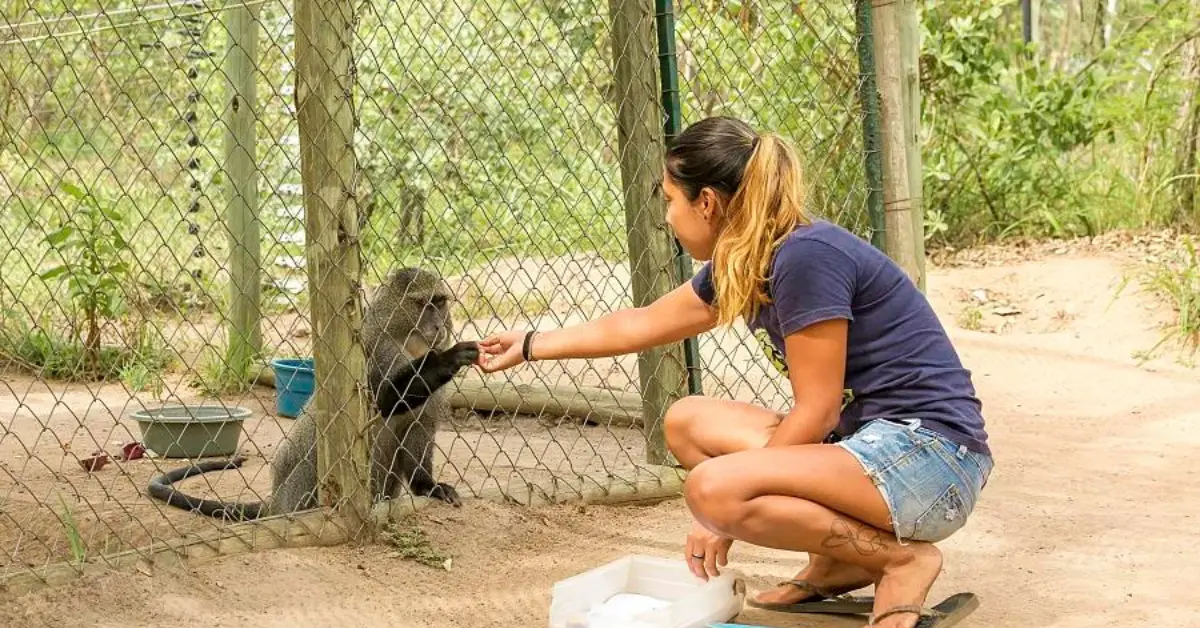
xmin=710 ymin=134 xmax=810 ymax=327
xmin=664 ymin=117 xmax=810 ymax=327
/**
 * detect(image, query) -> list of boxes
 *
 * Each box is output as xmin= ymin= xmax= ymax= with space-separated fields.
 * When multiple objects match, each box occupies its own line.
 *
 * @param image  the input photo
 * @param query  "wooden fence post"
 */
xmin=899 ymin=0 xmax=926 ymax=291
xmin=608 ymin=0 xmax=690 ymax=466
xmin=294 ymin=0 xmax=372 ymax=532
xmin=224 ymin=1 xmax=263 ymax=375
xmin=870 ymin=0 xmax=923 ymax=286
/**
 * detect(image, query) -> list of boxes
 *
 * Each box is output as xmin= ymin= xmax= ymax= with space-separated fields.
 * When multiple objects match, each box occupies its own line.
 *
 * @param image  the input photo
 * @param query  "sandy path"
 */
xmin=3 ymin=251 xmax=1200 ymax=627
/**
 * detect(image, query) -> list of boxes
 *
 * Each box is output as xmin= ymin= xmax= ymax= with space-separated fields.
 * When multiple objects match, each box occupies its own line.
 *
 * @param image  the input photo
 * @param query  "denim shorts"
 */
xmin=836 ymin=418 xmax=993 ymax=543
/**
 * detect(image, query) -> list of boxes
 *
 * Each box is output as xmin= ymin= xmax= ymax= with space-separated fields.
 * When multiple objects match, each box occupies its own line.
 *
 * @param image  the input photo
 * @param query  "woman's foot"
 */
xmin=751 ymin=555 xmax=876 ymax=606
xmin=869 ymin=542 xmax=944 ymax=627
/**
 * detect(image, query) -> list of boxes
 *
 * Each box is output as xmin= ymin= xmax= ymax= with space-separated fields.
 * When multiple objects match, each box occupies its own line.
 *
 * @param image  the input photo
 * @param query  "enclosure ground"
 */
xmin=3 ymin=243 xmax=1200 ymax=627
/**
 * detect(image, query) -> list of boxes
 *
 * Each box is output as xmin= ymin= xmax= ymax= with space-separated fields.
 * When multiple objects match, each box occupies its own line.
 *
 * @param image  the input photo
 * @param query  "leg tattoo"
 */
xmin=820 ymin=517 xmax=887 ymax=557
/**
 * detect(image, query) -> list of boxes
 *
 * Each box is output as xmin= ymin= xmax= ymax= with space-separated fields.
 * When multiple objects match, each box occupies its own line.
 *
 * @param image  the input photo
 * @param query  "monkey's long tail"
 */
xmin=147 ymin=456 xmax=264 ymax=521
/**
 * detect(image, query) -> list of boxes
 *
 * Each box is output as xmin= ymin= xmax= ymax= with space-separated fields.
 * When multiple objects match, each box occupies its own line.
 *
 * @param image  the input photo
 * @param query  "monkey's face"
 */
xmin=378 ymin=267 xmax=457 ymax=358
xmin=412 ymin=286 xmax=455 ymax=351
xmin=398 ymin=283 xmax=455 ymax=357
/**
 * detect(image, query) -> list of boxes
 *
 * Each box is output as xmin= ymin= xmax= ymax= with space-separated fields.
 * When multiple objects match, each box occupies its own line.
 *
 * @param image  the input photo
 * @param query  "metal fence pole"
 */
xmin=857 ymin=0 xmax=887 ymax=252
xmin=655 ymin=0 xmax=704 ymax=398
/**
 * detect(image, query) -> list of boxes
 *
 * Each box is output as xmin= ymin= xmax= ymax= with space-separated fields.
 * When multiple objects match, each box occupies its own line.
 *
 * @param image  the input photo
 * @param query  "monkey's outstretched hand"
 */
xmin=440 ymin=340 xmax=481 ymax=369
xmin=376 ymin=341 xmax=480 ymax=416
xmin=424 ymin=341 xmax=480 ymax=386
xmin=475 ymin=330 xmax=528 ymax=373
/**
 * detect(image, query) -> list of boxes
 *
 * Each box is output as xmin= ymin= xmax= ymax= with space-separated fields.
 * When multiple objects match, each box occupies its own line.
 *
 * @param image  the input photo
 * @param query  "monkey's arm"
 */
xmin=372 ymin=341 xmax=479 ymax=417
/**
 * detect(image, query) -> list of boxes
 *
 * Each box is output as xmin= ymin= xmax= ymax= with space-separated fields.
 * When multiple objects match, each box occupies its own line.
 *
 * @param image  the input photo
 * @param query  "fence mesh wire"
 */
xmin=0 ymin=0 xmax=872 ymax=581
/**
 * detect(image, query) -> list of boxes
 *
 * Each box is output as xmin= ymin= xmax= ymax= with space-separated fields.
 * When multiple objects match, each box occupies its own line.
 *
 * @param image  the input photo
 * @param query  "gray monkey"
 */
xmin=148 ymin=267 xmax=478 ymax=520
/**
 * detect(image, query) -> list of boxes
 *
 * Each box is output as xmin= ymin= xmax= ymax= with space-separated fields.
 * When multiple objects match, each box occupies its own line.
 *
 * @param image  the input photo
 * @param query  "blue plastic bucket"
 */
xmin=271 ymin=357 xmax=314 ymax=418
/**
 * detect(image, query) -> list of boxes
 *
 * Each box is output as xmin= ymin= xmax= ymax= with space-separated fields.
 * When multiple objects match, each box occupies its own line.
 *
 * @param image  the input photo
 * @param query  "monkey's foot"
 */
xmin=427 ymin=482 xmax=462 ymax=507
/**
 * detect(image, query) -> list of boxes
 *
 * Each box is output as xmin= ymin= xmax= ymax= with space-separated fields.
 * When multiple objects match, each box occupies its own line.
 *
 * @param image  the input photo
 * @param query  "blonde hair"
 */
xmin=711 ymin=135 xmax=811 ymax=326
xmin=665 ymin=117 xmax=811 ymax=326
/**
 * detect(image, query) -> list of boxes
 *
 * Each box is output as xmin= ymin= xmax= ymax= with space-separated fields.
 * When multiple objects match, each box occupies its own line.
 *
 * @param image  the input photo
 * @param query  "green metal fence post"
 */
xmin=655 ymin=0 xmax=704 ymax=397
xmin=856 ymin=0 xmax=887 ymax=252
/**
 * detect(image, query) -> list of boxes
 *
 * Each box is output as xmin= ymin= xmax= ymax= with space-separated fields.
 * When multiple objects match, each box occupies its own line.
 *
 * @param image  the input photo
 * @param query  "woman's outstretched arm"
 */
xmin=475 ymin=280 xmax=718 ymax=373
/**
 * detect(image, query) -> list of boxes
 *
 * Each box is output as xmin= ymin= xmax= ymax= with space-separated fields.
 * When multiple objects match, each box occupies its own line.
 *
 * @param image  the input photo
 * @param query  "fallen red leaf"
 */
xmin=119 ymin=442 xmax=146 ymax=461
xmin=79 ymin=451 xmax=110 ymax=472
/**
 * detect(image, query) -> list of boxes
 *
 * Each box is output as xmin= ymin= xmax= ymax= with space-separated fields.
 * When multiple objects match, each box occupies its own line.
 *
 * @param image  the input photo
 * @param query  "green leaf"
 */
xmin=100 ymin=205 xmax=124 ymax=222
xmin=44 ymin=226 xmax=75 ymax=247
xmin=59 ymin=181 xmax=87 ymax=201
xmin=105 ymin=292 xmax=124 ymax=317
xmin=39 ymin=265 xmax=70 ymax=281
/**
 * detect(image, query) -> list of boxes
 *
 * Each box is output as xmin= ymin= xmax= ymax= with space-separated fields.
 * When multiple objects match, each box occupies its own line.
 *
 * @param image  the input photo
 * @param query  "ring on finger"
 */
xmin=691 ymin=553 xmax=704 ymax=560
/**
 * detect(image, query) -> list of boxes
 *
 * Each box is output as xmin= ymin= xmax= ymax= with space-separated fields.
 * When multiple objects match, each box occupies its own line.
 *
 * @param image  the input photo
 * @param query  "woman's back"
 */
xmin=691 ymin=220 xmax=990 ymax=455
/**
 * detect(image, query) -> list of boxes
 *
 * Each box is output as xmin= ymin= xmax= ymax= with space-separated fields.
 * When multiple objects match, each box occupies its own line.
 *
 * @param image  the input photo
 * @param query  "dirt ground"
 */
xmin=4 ymin=240 xmax=1200 ymax=627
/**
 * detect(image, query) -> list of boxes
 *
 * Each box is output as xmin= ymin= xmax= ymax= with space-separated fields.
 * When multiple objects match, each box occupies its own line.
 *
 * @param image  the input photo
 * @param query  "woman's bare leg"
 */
xmin=663 ymin=397 xmax=875 ymax=604
xmin=685 ymin=445 xmax=943 ymax=628
xmin=663 ymin=395 xmax=781 ymax=468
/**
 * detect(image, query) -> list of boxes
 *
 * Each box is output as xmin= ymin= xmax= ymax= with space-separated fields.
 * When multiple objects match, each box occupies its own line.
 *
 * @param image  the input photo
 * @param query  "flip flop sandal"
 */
xmin=744 ymin=578 xmax=875 ymax=615
xmin=868 ymin=592 xmax=980 ymax=627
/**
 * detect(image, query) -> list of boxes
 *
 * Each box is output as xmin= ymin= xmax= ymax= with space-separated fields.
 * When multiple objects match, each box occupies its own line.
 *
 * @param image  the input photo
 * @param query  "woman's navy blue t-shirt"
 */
xmin=691 ymin=220 xmax=990 ymax=455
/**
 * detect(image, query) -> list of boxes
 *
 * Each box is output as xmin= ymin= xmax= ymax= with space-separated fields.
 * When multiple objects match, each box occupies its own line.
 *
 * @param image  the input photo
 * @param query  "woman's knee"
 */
xmin=664 ymin=396 xmax=778 ymax=465
xmin=663 ymin=396 xmax=708 ymax=454
xmin=683 ymin=457 xmax=744 ymax=535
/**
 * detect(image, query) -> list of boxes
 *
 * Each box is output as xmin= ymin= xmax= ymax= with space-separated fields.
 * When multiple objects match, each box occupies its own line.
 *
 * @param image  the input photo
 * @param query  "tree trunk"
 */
xmin=871 ymin=0 xmax=924 ymax=286
xmin=1102 ymin=0 xmax=1117 ymax=49
xmin=1052 ymin=0 xmax=1079 ymax=70
xmin=85 ymin=309 xmax=101 ymax=375
xmin=398 ymin=185 xmax=426 ymax=245
xmin=1021 ymin=0 xmax=1039 ymax=47
xmin=295 ymin=0 xmax=373 ymax=532
xmin=1175 ymin=36 xmax=1200 ymax=226
xmin=224 ymin=2 xmax=264 ymax=380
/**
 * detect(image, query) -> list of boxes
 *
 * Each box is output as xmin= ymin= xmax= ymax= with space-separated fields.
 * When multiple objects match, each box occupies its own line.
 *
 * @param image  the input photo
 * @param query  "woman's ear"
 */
xmin=699 ymin=187 xmax=718 ymax=222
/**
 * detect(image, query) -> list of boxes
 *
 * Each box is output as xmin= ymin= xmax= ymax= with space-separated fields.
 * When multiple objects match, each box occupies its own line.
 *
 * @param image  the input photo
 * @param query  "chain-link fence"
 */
xmin=1 ymin=0 xmax=878 ymax=589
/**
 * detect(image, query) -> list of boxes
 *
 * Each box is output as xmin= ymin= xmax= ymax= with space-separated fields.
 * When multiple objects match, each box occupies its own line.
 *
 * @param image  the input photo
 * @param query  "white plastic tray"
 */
xmin=548 ymin=554 xmax=746 ymax=628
